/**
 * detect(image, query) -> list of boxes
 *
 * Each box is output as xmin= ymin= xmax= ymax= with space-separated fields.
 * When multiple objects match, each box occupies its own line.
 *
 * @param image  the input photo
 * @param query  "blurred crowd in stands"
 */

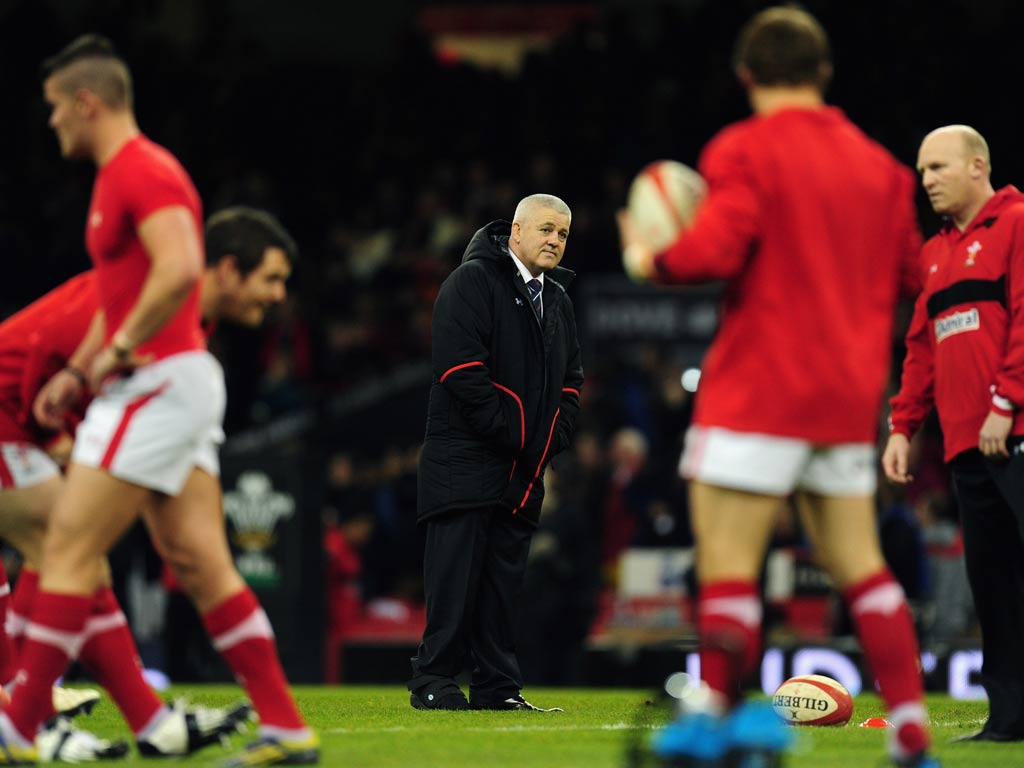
xmin=4 ymin=0 xmax=1013 ymax=682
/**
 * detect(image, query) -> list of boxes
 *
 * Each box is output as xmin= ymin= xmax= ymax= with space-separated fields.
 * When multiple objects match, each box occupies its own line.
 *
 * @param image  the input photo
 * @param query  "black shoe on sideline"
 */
xmin=470 ymin=694 xmax=563 ymax=712
xmin=410 ymin=691 xmax=471 ymax=711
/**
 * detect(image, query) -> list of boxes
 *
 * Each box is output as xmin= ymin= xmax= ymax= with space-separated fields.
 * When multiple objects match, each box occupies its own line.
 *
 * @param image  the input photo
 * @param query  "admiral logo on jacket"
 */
xmin=891 ymin=185 xmax=1024 ymax=460
xmin=934 ymin=308 xmax=979 ymax=342
xmin=417 ymin=220 xmax=584 ymax=525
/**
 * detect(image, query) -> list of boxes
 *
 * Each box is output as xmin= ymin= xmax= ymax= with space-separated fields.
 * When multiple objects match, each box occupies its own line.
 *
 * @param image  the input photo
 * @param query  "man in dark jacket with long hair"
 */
xmin=408 ymin=193 xmax=583 ymax=711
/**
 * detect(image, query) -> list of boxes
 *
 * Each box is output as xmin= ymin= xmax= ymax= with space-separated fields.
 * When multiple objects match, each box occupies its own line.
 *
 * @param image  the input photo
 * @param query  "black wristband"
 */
xmin=64 ymin=365 xmax=88 ymax=388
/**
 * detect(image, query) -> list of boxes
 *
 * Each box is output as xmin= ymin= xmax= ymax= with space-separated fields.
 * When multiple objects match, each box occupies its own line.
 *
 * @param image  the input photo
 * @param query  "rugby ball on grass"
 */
xmin=626 ymin=160 xmax=706 ymax=252
xmin=772 ymin=674 xmax=853 ymax=726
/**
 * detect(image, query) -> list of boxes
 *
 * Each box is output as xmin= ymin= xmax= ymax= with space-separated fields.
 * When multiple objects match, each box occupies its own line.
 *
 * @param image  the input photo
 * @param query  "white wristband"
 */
xmin=992 ymin=392 xmax=1014 ymax=413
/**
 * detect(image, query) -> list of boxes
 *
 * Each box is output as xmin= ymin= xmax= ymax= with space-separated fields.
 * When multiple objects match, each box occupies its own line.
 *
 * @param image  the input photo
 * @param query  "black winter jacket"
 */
xmin=417 ymin=220 xmax=584 ymax=526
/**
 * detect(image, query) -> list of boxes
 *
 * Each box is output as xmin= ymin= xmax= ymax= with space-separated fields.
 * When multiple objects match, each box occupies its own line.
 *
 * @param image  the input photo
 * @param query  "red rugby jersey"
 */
xmin=86 ymin=135 xmax=204 ymax=360
xmin=0 ymin=271 xmax=98 ymax=442
xmin=654 ymin=106 xmax=922 ymax=443
xmin=890 ymin=186 xmax=1024 ymax=460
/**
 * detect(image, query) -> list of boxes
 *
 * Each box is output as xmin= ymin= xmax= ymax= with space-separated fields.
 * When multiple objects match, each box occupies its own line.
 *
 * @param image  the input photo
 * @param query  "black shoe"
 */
xmin=470 ymin=694 xmax=563 ymax=712
xmin=410 ymin=691 xmax=471 ymax=710
xmin=950 ymin=727 xmax=1024 ymax=743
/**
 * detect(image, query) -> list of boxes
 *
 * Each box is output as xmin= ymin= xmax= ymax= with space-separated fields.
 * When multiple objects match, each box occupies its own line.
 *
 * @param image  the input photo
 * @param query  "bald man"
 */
xmin=885 ymin=125 xmax=1024 ymax=742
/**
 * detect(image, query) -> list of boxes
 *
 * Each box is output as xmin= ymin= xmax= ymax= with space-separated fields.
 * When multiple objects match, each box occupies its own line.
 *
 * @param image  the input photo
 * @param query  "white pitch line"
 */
xmin=326 ymin=722 xmax=659 ymax=736
xmin=327 ymin=717 xmax=990 ymax=737
xmin=930 ymin=718 xmax=986 ymax=728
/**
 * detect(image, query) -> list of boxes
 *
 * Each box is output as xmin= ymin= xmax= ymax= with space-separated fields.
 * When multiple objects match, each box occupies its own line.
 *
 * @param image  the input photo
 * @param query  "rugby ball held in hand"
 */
xmin=772 ymin=674 xmax=853 ymax=726
xmin=626 ymin=160 xmax=706 ymax=252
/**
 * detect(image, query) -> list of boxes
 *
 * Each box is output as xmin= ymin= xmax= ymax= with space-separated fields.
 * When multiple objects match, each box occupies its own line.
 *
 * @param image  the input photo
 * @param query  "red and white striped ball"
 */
xmin=772 ymin=674 xmax=853 ymax=726
xmin=626 ymin=160 xmax=706 ymax=252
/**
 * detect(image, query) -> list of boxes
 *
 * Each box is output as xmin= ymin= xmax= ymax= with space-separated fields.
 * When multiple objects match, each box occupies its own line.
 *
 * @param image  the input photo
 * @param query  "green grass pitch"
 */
xmin=66 ymin=685 xmax=1006 ymax=766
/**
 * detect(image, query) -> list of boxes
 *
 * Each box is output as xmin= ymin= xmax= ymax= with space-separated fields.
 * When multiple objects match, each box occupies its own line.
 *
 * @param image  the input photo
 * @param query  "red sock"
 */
xmin=0 ymin=568 xmax=17 ymax=685
xmin=78 ymin=587 xmax=163 ymax=733
xmin=846 ymin=571 xmax=929 ymax=758
xmin=7 ymin=569 xmax=39 ymax=659
xmin=202 ymin=589 xmax=305 ymax=730
xmin=698 ymin=580 xmax=762 ymax=706
xmin=5 ymin=591 xmax=91 ymax=741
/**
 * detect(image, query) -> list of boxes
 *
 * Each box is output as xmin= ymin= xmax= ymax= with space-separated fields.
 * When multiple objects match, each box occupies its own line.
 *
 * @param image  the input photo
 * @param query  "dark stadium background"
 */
xmin=0 ymin=0 xmax=1015 ymax=687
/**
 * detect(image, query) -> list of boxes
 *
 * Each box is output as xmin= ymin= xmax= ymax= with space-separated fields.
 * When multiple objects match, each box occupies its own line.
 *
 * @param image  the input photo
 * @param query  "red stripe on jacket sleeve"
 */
xmin=439 ymin=360 xmax=484 ymax=383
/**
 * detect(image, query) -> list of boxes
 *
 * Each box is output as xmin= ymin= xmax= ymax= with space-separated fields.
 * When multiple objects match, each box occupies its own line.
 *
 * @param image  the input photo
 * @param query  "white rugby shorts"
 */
xmin=0 ymin=442 xmax=61 ymax=490
xmin=72 ymin=350 xmax=225 ymax=495
xmin=680 ymin=425 xmax=876 ymax=497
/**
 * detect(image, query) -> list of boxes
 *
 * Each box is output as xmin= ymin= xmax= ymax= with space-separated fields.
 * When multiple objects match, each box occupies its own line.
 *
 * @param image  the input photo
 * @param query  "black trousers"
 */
xmin=408 ymin=506 xmax=534 ymax=701
xmin=950 ymin=448 xmax=1024 ymax=734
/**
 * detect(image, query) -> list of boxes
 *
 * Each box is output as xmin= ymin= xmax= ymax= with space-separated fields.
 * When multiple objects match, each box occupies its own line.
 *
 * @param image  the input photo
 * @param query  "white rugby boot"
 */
xmin=136 ymin=700 xmax=252 ymax=757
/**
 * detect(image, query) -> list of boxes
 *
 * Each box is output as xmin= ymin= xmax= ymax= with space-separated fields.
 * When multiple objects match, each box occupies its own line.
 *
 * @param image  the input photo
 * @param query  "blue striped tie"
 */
xmin=526 ymin=279 xmax=543 ymax=320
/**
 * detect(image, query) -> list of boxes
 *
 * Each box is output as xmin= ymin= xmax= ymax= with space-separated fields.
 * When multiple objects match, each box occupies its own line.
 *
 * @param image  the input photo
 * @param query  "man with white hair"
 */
xmin=885 ymin=124 xmax=1024 ymax=743
xmin=409 ymin=194 xmax=584 ymax=711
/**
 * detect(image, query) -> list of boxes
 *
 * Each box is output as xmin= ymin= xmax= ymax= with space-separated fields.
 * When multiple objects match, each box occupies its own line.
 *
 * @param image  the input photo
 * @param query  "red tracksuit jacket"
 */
xmin=0 ymin=271 xmax=97 ymax=444
xmin=654 ymin=106 xmax=921 ymax=443
xmin=890 ymin=185 xmax=1024 ymax=461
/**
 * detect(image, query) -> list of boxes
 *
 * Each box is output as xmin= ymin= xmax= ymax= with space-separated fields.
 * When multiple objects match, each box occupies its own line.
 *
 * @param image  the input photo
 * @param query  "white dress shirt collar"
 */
xmin=508 ymin=246 xmax=544 ymax=287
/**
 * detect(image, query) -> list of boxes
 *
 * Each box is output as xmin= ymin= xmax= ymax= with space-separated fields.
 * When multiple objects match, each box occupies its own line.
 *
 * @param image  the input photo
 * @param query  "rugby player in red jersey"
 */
xmin=0 ymin=272 xmax=107 ymax=741
xmin=0 ymin=35 xmax=316 ymax=766
xmin=618 ymin=7 xmax=934 ymax=767
xmin=0 ymin=206 xmax=295 ymax=760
